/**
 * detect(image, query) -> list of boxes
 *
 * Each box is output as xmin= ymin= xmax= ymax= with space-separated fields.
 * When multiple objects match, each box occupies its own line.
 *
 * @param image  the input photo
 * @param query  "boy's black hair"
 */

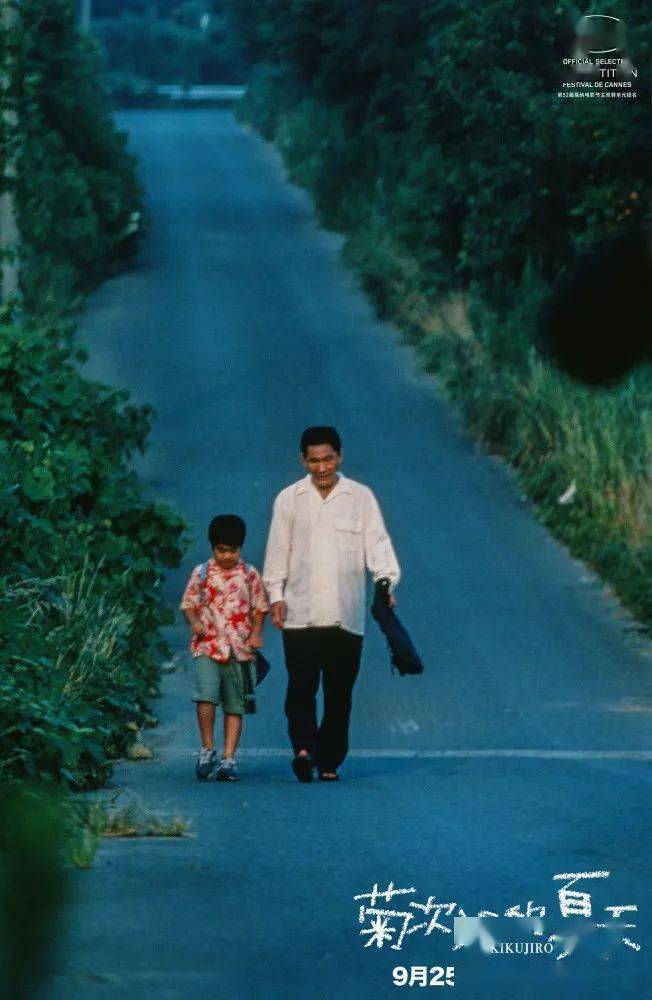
xmin=300 ymin=425 xmax=341 ymax=455
xmin=208 ymin=514 xmax=246 ymax=548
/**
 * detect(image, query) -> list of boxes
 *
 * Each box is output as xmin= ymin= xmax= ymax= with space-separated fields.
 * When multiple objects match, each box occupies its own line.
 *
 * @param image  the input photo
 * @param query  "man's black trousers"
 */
xmin=282 ymin=626 xmax=363 ymax=772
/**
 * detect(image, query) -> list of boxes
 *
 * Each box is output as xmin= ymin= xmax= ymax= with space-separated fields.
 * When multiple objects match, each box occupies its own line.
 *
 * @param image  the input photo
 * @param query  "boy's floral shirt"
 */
xmin=180 ymin=558 xmax=269 ymax=663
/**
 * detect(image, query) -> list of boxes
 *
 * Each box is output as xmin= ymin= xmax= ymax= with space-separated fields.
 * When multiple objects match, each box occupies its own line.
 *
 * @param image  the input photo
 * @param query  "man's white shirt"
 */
xmin=263 ymin=474 xmax=400 ymax=636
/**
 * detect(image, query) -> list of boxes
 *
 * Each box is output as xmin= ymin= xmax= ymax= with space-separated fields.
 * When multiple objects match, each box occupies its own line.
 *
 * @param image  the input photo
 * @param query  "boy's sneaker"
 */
xmin=195 ymin=747 xmax=217 ymax=780
xmin=215 ymin=757 xmax=238 ymax=782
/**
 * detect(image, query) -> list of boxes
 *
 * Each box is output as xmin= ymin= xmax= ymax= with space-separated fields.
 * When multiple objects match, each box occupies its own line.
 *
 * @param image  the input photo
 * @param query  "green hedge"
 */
xmin=94 ymin=5 xmax=249 ymax=97
xmin=234 ymin=0 xmax=650 ymax=297
xmin=12 ymin=0 xmax=145 ymax=316
xmin=1 ymin=0 xmax=187 ymax=787
xmin=0 ymin=317 xmax=186 ymax=787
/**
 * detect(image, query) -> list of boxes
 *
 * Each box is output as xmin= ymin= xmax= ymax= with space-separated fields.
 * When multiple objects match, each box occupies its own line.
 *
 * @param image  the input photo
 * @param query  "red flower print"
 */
xmin=181 ymin=558 xmax=269 ymax=663
xmin=229 ymin=610 xmax=248 ymax=629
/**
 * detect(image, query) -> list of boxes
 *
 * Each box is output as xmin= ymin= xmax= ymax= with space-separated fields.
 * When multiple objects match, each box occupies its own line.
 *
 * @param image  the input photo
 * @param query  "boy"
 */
xmin=180 ymin=514 xmax=269 ymax=782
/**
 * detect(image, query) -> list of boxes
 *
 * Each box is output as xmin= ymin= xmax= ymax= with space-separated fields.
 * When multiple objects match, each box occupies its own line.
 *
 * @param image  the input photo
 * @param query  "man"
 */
xmin=263 ymin=426 xmax=400 ymax=783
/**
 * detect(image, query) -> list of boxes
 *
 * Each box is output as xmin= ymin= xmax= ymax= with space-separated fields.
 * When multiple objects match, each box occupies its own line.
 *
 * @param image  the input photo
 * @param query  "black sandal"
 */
xmin=292 ymin=753 xmax=314 ymax=783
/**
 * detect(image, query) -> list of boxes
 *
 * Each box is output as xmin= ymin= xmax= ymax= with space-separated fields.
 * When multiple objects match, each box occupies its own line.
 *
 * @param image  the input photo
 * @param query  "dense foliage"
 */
xmin=93 ymin=1 xmax=248 ymax=103
xmin=13 ymin=0 xmax=144 ymax=314
xmin=232 ymin=0 xmax=650 ymax=297
xmin=0 ymin=320 xmax=185 ymax=785
xmin=232 ymin=0 xmax=651 ymax=629
xmin=0 ymin=783 xmax=69 ymax=993
xmin=1 ymin=0 xmax=187 ymax=787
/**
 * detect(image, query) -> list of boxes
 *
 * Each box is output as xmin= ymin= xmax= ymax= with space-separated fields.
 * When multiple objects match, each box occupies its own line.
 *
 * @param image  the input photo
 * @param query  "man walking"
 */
xmin=263 ymin=426 xmax=400 ymax=782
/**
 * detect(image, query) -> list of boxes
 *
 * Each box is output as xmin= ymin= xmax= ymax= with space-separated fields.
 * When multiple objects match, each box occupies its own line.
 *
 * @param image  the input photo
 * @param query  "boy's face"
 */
xmin=302 ymin=443 xmax=342 ymax=492
xmin=212 ymin=543 xmax=241 ymax=570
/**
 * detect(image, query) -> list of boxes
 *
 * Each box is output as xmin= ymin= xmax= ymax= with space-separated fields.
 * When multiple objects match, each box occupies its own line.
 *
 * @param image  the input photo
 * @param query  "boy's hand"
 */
xmin=271 ymin=600 xmax=287 ymax=630
xmin=248 ymin=631 xmax=263 ymax=650
xmin=191 ymin=622 xmax=204 ymax=637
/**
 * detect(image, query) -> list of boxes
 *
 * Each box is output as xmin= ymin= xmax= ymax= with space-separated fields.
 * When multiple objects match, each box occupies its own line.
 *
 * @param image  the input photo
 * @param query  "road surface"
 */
xmin=45 ymin=109 xmax=652 ymax=1000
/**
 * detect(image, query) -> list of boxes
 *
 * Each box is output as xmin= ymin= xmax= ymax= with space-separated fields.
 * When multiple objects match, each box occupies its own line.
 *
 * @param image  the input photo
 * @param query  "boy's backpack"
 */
xmin=197 ymin=561 xmax=271 ymax=686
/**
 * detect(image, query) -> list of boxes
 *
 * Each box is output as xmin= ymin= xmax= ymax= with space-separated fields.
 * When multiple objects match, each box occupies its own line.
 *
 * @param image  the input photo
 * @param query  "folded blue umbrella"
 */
xmin=253 ymin=651 xmax=271 ymax=685
xmin=370 ymin=578 xmax=424 ymax=676
xmin=242 ymin=652 xmax=271 ymax=715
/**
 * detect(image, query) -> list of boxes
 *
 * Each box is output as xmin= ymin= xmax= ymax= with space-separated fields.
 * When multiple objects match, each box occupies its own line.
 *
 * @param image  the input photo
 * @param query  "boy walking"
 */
xmin=180 ymin=514 xmax=269 ymax=782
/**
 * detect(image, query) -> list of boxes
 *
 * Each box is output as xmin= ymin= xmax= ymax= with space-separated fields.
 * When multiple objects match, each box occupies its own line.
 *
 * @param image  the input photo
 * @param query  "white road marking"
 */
xmin=608 ymin=700 xmax=652 ymax=714
xmin=543 ymin=699 xmax=652 ymax=714
xmin=231 ymin=748 xmax=652 ymax=761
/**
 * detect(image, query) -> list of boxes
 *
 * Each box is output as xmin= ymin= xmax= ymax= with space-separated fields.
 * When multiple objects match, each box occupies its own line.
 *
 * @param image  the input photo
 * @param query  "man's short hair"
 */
xmin=300 ymin=425 xmax=341 ymax=455
xmin=208 ymin=514 xmax=246 ymax=548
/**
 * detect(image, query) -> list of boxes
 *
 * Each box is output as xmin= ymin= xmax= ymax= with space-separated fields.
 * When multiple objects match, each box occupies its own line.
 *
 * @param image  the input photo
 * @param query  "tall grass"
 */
xmin=0 ymin=561 xmax=158 ymax=787
xmin=413 ymin=287 xmax=652 ymax=627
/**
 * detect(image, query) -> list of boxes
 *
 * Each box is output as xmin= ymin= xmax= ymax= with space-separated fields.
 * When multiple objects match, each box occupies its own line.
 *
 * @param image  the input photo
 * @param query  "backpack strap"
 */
xmin=198 ymin=561 xmax=209 ymax=604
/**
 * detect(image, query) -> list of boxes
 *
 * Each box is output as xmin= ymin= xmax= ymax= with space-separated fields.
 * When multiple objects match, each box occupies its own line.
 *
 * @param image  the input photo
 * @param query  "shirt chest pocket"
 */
xmin=333 ymin=518 xmax=363 ymax=555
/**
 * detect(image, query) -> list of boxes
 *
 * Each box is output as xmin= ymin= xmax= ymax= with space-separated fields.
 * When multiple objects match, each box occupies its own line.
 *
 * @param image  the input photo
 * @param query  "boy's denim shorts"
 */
xmin=191 ymin=654 xmax=255 ymax=716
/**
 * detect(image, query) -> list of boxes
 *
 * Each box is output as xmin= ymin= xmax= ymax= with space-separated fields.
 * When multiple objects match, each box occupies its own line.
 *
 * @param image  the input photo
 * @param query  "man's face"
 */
xmin=212 ymin=543 xmax=241 ymax=570
xmin=302 ymin=444 xmax=342 ymax=491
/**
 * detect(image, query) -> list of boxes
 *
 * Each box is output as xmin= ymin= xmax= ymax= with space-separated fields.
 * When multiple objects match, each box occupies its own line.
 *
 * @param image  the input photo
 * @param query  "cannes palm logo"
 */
xmin=560 ymin=13 xmax=638 ymax=99
xmin=575 ymin=14 xmax=625 ymax=56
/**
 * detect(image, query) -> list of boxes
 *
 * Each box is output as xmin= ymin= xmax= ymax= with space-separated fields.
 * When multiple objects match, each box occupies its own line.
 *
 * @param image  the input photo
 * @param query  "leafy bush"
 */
xmin=1 ymin=0 xmax=188 ymax=798
xmin=1 ymin=568 xmax=153 ymax=787
xmin=236 ymin=0 xmax=651 ymax=300
xmin=9 ymin=0 xmax=145 ymax=315
xmin=0 ymin=317 xmax=186 ymax=785
xmin=0 ymin=783 xmax=70 ymax=995
xmin=93 ymin=2 xmax=249 ymax=100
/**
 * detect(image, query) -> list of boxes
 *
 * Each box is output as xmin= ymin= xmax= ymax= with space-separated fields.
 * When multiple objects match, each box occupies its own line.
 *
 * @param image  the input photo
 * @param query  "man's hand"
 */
xmin=377 ymin=577 xmax=397 ymax=609
xmin=248 ymin=630 xmax=263 ymax=650
xmin=271 ymin=600 xmax=287 ymax=630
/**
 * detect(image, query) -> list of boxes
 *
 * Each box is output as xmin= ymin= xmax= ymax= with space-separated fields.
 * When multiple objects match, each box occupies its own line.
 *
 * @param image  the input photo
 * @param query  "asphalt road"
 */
xmin=45 ymin=109 xmax=652 ymax=1000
